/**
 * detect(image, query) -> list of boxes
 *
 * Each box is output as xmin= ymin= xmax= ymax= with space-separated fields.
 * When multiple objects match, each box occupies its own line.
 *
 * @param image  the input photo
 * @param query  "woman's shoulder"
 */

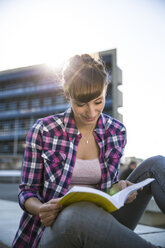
xmin=31 ymin=112 xmax=65 ymax=133
xmin=101 ymin=113 xmax=127 ymax=148
xmin=101 ymin=113 xmax=126 ymax=133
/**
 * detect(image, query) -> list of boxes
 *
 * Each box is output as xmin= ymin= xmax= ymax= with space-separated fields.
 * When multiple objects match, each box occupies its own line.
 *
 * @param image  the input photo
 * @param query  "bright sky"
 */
xmin=0 ymin=0 xmax=165 ymax=159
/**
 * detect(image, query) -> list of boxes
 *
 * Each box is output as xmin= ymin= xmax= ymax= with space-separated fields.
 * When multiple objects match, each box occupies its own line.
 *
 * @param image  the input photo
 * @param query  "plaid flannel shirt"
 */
xmin=12 ymin=108 xmax=126 ymax=248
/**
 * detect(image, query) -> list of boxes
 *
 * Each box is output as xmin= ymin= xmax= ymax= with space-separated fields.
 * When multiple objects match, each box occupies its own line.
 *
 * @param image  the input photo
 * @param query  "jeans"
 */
xmin=39 ymin=155 xmax=165 ymax=248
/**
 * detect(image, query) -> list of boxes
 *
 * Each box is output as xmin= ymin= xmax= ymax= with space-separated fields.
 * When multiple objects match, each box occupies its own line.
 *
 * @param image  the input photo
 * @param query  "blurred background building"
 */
xmin=0 ymin=48 xmax=123 ymax=170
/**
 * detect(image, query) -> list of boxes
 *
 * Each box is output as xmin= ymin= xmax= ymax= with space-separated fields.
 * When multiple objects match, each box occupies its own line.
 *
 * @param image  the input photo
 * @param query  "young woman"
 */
xmin=12 ymin=54 xmax=165 ymax=248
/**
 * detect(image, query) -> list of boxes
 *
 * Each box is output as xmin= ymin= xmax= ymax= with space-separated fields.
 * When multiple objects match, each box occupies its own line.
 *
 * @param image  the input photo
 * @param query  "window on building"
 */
xmin=8 ymin=101 xmax=17 ymax=110
xmin=31 ymin=98 xmax=40 ymax=108
xmin=17 ymin=140 xmax=26 ymax=154
xmin=0 ymin=142 xmax=13 ymax=154
xmin=19 ymin=100 xmax=29 ymax=109
xmin=18 ymin=119 xmax=29 ymax=130
xmin=55 ymin=95 xmax=65 ymax=104
xmin=0 ymin=102 xmax=6 ymax=111
xmin=43 ymin=97 xmax=52 ymax=106
xmin=4 ymin=122 xmax=10 ymax=131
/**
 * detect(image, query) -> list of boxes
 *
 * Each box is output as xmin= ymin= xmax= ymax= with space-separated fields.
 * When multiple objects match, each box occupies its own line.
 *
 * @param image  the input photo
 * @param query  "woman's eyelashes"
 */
xmin=95 ymin=101 xmax=102 ymax=105
xmin=76 ymin=101 xmax=103 ymax=107
xmin=76 ymin=103 xmax=85 ymax=107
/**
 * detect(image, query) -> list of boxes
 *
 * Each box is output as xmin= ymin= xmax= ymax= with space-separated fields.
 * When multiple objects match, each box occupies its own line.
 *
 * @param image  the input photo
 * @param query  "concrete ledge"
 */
xmin=0 ymin=170 xmax=21 ymax=183
xmin=0 ymin=242 xmax=9 ymax=248
xmin=139 ymin=197 xmax=165 ymax=227
xmin=135 ymin=224 xmax=165 ymax=246
xmin=0 ymin=200 xmax=22 ymax=247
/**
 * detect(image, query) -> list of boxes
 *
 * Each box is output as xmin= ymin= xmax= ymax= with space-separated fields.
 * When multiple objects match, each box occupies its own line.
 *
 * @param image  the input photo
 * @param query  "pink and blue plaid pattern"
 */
xmin=12 ymin=108 xmax=126 ymax=248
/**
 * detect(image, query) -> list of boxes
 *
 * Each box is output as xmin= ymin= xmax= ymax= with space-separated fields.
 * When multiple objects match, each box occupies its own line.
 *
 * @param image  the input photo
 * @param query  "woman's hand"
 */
xmin=110 ymin=180 xmax=141 ymax=204
xmin=39 ymin=198 xmax=63 ymax=227
xmin=117 ymin=180 xmax=138 ymax=204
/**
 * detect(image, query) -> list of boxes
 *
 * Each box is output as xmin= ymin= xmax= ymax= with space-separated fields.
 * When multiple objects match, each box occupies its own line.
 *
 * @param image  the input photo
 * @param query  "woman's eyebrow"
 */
xmin=95 ymin=96 xmax=103 ymax=101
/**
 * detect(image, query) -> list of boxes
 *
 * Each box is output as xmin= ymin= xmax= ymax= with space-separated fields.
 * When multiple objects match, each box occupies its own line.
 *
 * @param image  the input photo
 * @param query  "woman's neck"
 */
xmin=74 ymin=119 xmax=96 ymax=134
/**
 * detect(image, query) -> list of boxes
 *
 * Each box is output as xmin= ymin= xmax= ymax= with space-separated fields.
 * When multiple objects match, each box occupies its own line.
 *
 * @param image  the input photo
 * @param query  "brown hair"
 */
xmin=62 ymin=54 xmax=109 ymax=102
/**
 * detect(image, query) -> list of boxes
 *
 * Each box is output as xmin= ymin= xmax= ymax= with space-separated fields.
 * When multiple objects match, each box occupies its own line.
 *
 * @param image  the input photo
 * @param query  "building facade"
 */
xmin=0 ymin=49 xmax=123 ymax=169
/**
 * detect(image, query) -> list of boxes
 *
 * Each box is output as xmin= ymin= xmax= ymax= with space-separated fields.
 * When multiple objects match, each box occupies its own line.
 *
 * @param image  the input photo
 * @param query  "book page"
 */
xmin=111 ymin=178 xmax=155 ymax=207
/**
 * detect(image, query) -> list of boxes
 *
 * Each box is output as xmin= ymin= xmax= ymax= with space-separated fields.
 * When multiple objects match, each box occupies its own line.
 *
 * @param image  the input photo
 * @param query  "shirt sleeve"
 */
xmin=111 ymin=125 xmax=127 ymax=184
xmin=18 ymin=119 xmax=44 ymax=211
xmin=103 ymin=123 xmax=127 ymax=190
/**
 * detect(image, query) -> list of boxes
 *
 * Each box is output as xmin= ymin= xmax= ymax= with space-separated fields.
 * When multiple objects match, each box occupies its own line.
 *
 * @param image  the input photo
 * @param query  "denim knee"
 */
xmin=128 ymin=155 xmax=165 ymax=185
xmin=52 ymin=202 xmax=95 ymax=234
xmin=52 ymin=204 xmax=78 ymax=234
xmin=52 ymin=201 xmax=115 ymax=235
xmin=146 ymin=155 xmax=165 ymax=165
xmin=138 ymin=155 xmax=165 ymax=189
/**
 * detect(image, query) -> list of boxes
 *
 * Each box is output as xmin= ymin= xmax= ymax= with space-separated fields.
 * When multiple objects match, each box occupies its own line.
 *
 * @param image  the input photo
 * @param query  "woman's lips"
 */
xmin=83 ymin=116 xmax=96 ymax=122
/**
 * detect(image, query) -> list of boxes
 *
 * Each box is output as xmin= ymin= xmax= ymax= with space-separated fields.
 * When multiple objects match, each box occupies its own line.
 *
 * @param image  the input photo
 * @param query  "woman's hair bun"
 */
xmin=81 ymin=54 xmax=95 ymax=64
xmin=63 ymin=54 xmax=106 ymax=82
xmin=62 ymin=53 xmax=109 ymax=101
xmin=67 ymin=54 xmax=94 ymax=70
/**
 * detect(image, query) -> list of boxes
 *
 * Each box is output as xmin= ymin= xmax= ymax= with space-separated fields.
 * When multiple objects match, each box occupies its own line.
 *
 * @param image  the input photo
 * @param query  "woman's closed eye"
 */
xmin=95 ymin=101 xmax=102 ymax=105
xmin=76 ymin=101 xmax=102 ymax=107
xmin=76 ymin=103 xmax=86 ymax=107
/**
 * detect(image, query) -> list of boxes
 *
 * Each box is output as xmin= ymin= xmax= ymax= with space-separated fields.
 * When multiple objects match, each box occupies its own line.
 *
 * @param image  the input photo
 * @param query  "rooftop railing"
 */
xmin=0 ymin=103 xmax=69 ymax=120
xmin=0 ymin=83 xmax=62 ymax=99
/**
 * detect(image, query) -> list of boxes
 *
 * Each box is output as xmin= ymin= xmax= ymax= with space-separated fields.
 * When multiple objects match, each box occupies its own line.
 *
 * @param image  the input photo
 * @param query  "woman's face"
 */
xmin=70 ymin=88 xmax=106 ymax=127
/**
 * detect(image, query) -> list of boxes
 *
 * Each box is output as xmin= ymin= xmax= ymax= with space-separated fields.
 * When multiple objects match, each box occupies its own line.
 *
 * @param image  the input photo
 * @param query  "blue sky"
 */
xmin=0 ymin=0 xmax=165 ymax=159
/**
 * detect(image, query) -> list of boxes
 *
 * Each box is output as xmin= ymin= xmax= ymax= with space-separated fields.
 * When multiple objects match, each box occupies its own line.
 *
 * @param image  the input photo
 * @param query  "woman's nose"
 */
xmin=86 ymin=104 xmax=95 ymax=117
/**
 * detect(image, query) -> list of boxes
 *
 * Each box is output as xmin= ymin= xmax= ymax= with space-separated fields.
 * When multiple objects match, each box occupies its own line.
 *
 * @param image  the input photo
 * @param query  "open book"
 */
xmin=58 ymin=178 xmax=155 ymax=212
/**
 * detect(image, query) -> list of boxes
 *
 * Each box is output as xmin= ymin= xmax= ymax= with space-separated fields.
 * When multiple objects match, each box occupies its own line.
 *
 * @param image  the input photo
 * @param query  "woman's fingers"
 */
xmin=118 ymin=180 xmax=139 ymax=204
xmin=118 ymin=180 xmax=128 ymax=190
xmin=49 ymin=197 xmax=63 ymax=204
xmin=41 ymin=215 xmax=55 ymax=226
xmin=40 ymin=207 xmax=62 ymax=226
xmin=40 ymin=202 xmax=63 ymax=211
xmin=39 ymin=198 xmax=63 ymax=226
xmin=39 ymin=208 xmax=60 ymax=219
xmin=39 ymin=204 xmax=62 ymax=217
xmin=125 ymin=191 xmax=138 ymax=204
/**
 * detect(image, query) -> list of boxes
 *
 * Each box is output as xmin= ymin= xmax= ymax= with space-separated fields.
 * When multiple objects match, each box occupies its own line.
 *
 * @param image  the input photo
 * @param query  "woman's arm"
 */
xmin=24 ymin=197 xmax=42 ymax=216
xmin=19 ymin=120 xmax=44 ymax=210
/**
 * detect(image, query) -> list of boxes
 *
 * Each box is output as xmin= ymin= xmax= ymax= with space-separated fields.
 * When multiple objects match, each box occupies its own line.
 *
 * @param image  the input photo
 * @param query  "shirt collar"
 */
xmin=95 ymin=113 xmax=107 ymax=137
xmin=63 ymin=108 xmax=108 ymax=140
xmin=63 ymin=108 xmax=79 ymax=140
